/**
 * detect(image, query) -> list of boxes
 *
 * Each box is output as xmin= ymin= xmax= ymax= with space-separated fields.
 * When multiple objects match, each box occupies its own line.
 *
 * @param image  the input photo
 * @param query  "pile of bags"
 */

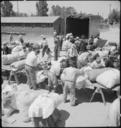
xmin=2 ymin=51 xmax=26 ymax=65
xmin=10 ymin=59 xmax=25 ymax=71
xmin=36 ymin=70 xmax=48 ymax=84
xmin=28 ymin=92 xmax=63 ymax=119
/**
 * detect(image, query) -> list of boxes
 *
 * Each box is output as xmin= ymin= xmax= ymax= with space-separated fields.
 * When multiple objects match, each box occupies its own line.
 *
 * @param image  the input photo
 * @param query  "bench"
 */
xmin=2 ymin=65 xmax=25 ymax=85
xmin=90 ymin=82 xmax=120 ymax=105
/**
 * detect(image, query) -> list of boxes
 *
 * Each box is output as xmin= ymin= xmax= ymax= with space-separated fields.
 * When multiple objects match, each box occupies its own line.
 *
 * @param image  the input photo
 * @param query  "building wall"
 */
xmin=53 ymin=18 xmax=64 ymax=35
xmin=89 ymin=17 xmax=100 ymax=37
xmin=1 ymin=23 xmax=57 ymax=36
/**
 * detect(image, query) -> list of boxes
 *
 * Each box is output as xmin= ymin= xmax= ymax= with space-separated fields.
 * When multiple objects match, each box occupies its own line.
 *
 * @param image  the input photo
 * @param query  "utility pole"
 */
xmin=17 ymin=0 xmax=19 ymax=16
xmin=109 ymin=4 xmax=112 ymax=14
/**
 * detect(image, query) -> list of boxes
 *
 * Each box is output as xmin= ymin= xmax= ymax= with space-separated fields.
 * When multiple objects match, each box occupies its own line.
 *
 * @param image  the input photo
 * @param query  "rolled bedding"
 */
xmin=11 ymin=59 xmax=25 ymax=70
xmin=96 ymin=68 xmax=120 ymax=88
xmin=2 ymin=51 xmax=26 ymax=65
xmin=86 ymin=67 xmax=112 ymax=82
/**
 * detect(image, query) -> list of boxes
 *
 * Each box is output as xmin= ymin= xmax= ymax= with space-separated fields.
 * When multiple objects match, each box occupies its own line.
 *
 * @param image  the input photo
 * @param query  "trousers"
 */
xmin=63 ymin=81 xmax=76 ymax=106
xmin=47 ymin=71 xmax=58 ymax=91
xmin=25 ymin=65 xmax=37 ymax=89
xmin=54 ymin=46 xmax=58 ymax=61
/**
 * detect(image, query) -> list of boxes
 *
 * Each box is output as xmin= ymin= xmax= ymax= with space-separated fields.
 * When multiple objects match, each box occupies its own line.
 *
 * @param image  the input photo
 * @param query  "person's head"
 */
xmin=81 ymin=35 xmax=85 ymax=39
xmin=32 ymin=44 xmax=40 ymax=55
xmin=90 ymin=35 xmax=94 ymax=39
xmin=75 ymin=36 xmax=79 ymax=41
xmin=96 ymin=56 xmax=101 ymax=64
xmin=53 ymin=31 xmax=57 ymax=37
xmin=60 ymin=59 xmax=69 ymax=69
xmin=69 ymin=35 xmax=74 ymax=43
xmin=96 ymin=33 xmax=100 ymax=38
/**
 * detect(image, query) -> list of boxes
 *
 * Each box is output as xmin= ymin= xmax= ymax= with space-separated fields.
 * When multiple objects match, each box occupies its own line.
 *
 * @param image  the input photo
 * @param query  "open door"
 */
xmin=66 ymin=16 xmax=89 ymax=38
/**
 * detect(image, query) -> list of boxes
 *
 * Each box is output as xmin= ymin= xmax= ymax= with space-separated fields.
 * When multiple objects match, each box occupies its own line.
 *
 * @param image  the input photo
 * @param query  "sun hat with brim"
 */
xmin=32 ymin=44 xmax=40 ymax=50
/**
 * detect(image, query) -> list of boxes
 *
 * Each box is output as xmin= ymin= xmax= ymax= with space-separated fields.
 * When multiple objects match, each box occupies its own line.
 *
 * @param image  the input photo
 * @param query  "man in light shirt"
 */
xmin=61 ymin=63 xmax=82 ymax=106
xmin=25 ymin=44 xmax=40 ymax=90
xmin=47 ymin=59 xmax=69 ymax=92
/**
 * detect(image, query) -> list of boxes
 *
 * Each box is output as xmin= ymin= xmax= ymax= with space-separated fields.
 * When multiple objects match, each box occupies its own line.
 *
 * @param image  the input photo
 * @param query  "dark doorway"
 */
xmin=66 ymin=17 xmax=89 ymax=38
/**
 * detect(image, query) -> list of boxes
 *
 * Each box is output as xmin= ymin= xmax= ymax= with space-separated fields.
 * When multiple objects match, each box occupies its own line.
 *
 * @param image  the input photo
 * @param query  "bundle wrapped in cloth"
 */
xmin=96 ymin=68 xmax=120 ymax=88
xmin=86 ymin=67 xmax=112 ymax=82
xmin=76 ymin=75 xmax=94 ymax=90
xmin=36 ymin=70 xmax=48 ymax=84
xmin=2 ymin=51 xmax=26 ymax=65
xmin=11 ymin=59 xmax=25 ymax=71
xmin=28 ymin=92 xmax=63 ymax=119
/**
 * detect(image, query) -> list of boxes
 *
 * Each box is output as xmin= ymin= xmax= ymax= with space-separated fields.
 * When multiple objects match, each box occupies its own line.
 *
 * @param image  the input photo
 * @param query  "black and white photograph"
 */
xmin=1 ymin=0 xmax=120 ymax=127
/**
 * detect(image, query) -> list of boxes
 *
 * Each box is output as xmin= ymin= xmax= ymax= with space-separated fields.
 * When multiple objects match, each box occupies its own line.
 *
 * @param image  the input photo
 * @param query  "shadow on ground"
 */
xmin=76 ymin=88 xmax=117 ymax=105
xmin=57 ymin=109 xmax=70 ymax=127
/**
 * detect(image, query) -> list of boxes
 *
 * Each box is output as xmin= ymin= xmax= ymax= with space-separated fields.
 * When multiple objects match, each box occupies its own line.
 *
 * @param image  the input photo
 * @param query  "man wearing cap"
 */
xmin=25 ymin=44 xmax=40 ymax=90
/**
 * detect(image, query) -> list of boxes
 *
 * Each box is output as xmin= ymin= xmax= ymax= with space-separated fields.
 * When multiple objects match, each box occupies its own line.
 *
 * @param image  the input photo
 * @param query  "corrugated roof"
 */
xmin=1 ymin=16 xmax=60 ymax=23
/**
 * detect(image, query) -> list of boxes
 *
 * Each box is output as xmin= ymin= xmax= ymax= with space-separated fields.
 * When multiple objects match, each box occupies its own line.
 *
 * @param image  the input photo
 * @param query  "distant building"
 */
xmin=1 ymin=16 xmax=64 ymax=36
xmin=66 ymin=14 xmax=102 ymax=38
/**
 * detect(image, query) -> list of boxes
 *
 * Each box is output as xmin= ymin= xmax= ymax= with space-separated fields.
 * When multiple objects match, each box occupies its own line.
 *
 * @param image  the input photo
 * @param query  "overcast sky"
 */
xmin=11 ymin=0 xmax=120 ymax=18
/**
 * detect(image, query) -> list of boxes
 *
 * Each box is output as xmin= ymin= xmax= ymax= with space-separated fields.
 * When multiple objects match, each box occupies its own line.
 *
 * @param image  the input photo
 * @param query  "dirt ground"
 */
xmin=1 ymin=25 xmax=120 ymax=127
xmin=2 ymin=81 xmax=117 ymax=127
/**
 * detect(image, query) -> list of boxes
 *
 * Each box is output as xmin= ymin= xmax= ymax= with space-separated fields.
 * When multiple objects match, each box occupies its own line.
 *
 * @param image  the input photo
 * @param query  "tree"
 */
xmin=1 ymin=1 xmax=15 ymax=16
xmin=49 ymin=5 xmax=77 ymax=18
xmin=36 ymin=0 xmax=48 ymax=16
xmin=108 ymin=9 xmax=120 ymax=23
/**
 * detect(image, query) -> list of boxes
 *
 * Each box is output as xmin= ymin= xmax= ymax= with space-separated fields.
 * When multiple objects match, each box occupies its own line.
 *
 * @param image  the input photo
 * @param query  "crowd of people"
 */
xmin=1 ymin=31 xmax=120 ymax=127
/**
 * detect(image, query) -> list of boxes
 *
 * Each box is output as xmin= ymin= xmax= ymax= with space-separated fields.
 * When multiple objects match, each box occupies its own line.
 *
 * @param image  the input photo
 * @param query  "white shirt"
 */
xmin=67 ymin=44 xmax=78 ymax=57
xmin=61 ymin=67 xmax=81 ymax=82
xmin=25 ymin=51 xmax=38 ymax=67
xmin=62 ymin=40 xmax=72 ymax=51
xmin=50 ymin=61 xmax=61 ymax=76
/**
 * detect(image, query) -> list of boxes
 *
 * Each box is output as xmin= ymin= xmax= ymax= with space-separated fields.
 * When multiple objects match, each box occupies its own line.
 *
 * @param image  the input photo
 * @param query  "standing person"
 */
xmin=47 ymin=59 xmax=69 ymax=92
xmin=18 ymin=34 xmax=24 ymax=46
xmin=9 ymin=33 xmax=13 ymax=44
xmin=93 ymin=33 xmax=100 ymax=48
xmin=41 ymin=35 xmax=48 ymax=57
xmin=25 ymin=44 xmax=40 ymax=90
xmin=88 ymin=35 xmax=94 ymax=45
xmin=79 ymin=35 xmax=88 ymax=54
xmin=74 ymin=37 xmax=81 ymax=54
xmin=61 ymin=64 xmax=82 ymax=106
xmin=54 ymin=32 xmax=59 ymax=61
xmin=67 ymin=36 xmax=78 ymax=68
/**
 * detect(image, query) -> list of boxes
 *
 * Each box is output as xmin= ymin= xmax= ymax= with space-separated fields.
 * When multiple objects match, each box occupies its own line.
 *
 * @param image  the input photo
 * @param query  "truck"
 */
xmin=66 ymin=15 xmax=101 ymax=39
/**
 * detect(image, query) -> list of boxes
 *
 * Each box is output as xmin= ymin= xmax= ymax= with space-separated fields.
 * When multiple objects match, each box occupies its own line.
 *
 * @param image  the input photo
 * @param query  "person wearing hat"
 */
xmin=40 ymin=35 xmax=48 ymax=57
xmin=74 ymin=37 xmax=81 ymax=53
xmin=79 ymin=35 xmax=88 ymax=54
xmin=67 ymin=35 xmax=78 ymax=67
xmin=25 ymin=44 xmax=40 ymax=90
